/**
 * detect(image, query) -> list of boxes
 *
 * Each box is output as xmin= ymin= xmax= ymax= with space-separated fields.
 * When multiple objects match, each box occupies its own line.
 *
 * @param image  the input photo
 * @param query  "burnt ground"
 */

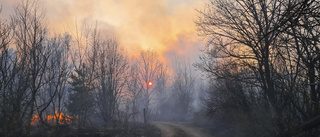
xmin=28 ymin=123 xmax=161 ymax=137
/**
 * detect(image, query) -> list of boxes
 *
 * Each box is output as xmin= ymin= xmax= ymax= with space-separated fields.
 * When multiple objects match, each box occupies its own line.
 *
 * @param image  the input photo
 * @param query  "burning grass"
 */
xmin=29 ymin=112 xmax=161 ymax=137
xmin=31 ymin=111 xmax=77 ymax=126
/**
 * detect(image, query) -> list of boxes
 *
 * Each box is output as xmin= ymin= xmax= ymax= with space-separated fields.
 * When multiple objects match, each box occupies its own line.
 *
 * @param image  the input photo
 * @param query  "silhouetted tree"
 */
xmin=196 ymin=0 xmax=320 ymax=136
xmin=171 ymin=57 xmax=195 ymax=121
xmin=94 ymin=37 xmax=129 ymax=125
xmin=11 ymin=0 xmax=49 ymax=134
xmin=36 ymin=34 xmax=72 ymax=127
xmin=67 ymin=64 xmax=94 ymax=127
xmin=126 ymin=61 xmax=143 ymax=122
xmin=138 ymin=50 xmax=167 ymax=122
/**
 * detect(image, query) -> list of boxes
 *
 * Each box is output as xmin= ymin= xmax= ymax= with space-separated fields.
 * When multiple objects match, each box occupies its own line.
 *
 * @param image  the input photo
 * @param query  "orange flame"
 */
xmin=31 ymin=111 xmax=77 ymax=126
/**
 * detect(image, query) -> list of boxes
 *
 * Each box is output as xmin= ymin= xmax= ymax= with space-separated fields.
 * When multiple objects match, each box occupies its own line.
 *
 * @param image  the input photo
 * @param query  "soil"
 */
xmin=152 ymin=122 xmax=213 ymax=137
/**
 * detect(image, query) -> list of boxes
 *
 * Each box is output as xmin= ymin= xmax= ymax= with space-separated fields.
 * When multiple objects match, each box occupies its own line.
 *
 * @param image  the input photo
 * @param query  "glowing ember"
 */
xmin=31 ymin=111 xmax=76 ymax=126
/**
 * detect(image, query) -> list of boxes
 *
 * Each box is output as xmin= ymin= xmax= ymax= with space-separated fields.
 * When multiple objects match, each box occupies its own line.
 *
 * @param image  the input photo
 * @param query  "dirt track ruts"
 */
xmin=152 ymin=122 xmax=212 ymax=137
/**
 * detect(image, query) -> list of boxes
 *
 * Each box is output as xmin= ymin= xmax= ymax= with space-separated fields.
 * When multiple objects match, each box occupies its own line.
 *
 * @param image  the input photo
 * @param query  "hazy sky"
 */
xmin=0 ymin=0 xmax=205 ymax=64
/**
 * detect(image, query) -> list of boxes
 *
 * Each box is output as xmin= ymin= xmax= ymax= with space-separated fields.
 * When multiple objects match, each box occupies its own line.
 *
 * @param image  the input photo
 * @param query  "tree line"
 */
xmin=196 ymin=0 xmax=320 ymax=136
xmin=0 ymin=0 xmax=196 ymax=136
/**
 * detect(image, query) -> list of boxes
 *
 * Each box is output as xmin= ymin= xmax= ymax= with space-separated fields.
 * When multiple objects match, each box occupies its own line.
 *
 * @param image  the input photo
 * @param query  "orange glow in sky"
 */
xmin=0 ymin=0 xmax=204 ymax=64
xmin=148 ymin=81 xmax=153 ymax=86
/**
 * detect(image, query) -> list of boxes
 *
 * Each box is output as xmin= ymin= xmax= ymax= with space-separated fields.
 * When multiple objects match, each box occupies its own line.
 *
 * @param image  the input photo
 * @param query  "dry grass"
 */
xmin=28 ymin=123 xmax=161 ymax=137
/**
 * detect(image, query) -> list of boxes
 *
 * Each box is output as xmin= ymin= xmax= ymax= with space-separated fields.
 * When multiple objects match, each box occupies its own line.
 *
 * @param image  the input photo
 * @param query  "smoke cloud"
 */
xmin=0 ymin=0 xmax=204 ymax=64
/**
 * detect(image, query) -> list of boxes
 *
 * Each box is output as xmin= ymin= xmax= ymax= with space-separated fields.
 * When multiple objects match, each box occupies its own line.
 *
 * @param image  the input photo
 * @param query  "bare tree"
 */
xmin=137 ymin=50 xmax=167 ymax=122
xmin=196 ymin=0 xmax=288 ymax=110
xmin=126 ymin=61 xmax=143 ymax=122
xmin=171 ymin=57 xmax=195 ymax=121
xmin=51 ymin=34 xmax=72 ymax=126
xmin=196 ymin=0 xmax=320 ymax=136
xmin=94 ymin=37 xmax=129 ymax=126
xmin=11 ymin=0 xmax=49 ymax=134
xmin=278 ymin=1 xmax=320 ymax=135
xmin=0 ymin=7 xmax=22 ymax=136
xmin=65 ymin=20 xmax=97 ymax=127
xmin=35 ymin=34 xmax=72 ymax=127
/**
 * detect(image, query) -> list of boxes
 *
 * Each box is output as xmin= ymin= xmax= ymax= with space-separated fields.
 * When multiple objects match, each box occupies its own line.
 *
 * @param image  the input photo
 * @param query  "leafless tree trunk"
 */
xmin=94 ymin=36 xmax=129 ymax=125
xmin=0 ymin=8 xmax=23 ymax=136
xmin=12 ymin=0 xmax=49 ymax=134
xmin=126 ymin=62 xmax=143 ymax=122
xmin=196 ymin=0 xmax=286 ymax=111
xmin=171 ymin=56 xmax=195 ymax=121
xmin=35 ymin=34 xmax=71 ymax=127
xmin=138 ymin=50 xmax=167 ymax=122
xmin=196 ymin=0 xmax=320 ymax=136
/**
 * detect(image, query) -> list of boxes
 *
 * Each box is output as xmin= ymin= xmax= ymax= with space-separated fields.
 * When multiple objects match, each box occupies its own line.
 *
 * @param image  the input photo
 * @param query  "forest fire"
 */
xmin=31 ymin=111 xmax=76 ymax=126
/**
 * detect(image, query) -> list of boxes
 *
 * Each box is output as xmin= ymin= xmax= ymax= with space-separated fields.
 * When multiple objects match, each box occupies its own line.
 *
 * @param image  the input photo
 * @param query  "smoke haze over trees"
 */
xmin=1 ymin=0 xmax=320 ymax=137
xmin=0 ymin=0 xmax=200 ymax=136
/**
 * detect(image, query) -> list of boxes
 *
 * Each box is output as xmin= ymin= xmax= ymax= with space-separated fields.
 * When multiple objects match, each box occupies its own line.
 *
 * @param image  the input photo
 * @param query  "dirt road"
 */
xmin=152 ymin=122 xmax=212 ymax=137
